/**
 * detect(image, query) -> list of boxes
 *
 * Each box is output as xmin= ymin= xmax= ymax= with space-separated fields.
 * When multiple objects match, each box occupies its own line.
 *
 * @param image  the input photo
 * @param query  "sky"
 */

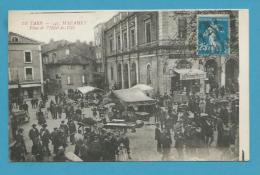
xmin=8 ymin=10 xmax=118 ymax=43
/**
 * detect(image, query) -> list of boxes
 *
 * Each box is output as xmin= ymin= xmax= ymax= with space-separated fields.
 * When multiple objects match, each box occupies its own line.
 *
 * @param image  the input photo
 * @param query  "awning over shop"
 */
xmin=174 ymin=69 xmax=206 ymax=80
xmin=130 ymin=84 xmax=154 ymax=91
xmin=21 ymin=83 xmax=42 ymax=88
xmin=112 ymin=88 xmax=156 ymax=106
xmin=9 ymin=83 xmax=42 ymax=89
xmin=77 ymin=86 xmax=104 ymax=94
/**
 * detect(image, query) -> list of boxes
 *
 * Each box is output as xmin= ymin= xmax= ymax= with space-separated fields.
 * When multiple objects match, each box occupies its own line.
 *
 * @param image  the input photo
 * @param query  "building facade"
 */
xmin=101 ymin=11 xmax=239 ymax=95
xmin=8 ymin=32 xmax=44 ymax=103
xmin=42 ymin=41 xmax=97 ymax=94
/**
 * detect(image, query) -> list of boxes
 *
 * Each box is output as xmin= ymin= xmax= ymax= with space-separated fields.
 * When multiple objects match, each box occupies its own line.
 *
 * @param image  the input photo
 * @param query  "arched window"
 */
xmin=117 ymin=64 xmax=122 ymax=89
xmin=147 ymin=64 xmax=152 ymax=85
xmin=123 ymin=64 xmax=129 ymax=88
xmin=131 ymin=62 xmax=137 ymax=86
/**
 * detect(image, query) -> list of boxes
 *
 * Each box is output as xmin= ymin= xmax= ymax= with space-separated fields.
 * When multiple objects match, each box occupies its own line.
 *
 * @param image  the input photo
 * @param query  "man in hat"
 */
xmin=40 ymin=124 xmax=51 ymax=156
xmin=161 ymin=128 xmax=172 ymax=161
xmin=31 ymin=136 xmax=44 ymax=162
xmin=50 ymin=127 xmax=59 ymax=154
xmin=29 ymin=124 xmax=40 ymax=145
xmin=74 ymin=129 xmax=84 ymax=156
xmin=68 ymin=120 xmax=76 ymax=145
xmin=59 ymin=120 xmax=69 ymax=139
xmin=12 ymin=128 xmax=27 ymax=161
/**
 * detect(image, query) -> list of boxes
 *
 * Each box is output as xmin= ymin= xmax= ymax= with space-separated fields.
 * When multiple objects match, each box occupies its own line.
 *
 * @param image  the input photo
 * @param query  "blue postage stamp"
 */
xmin=197 ymin=15 xmax=229 ymax=55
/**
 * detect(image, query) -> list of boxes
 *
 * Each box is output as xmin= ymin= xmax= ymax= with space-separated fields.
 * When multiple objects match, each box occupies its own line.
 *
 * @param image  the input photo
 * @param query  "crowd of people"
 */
xmin=9 ymin=85 xmax=239 ymax=161
xmin=153 ymin=88 xmax=239 ymax=160
xmin=10 ymin=91 xmax=132 ymax=162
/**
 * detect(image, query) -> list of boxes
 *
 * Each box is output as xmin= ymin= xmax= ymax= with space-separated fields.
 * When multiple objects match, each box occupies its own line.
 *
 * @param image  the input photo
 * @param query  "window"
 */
xmin=130 ymin=28 xmax=135 ymax=47
xmin=11 ymin=36 xmax=19 ymax=42
xmin=131 ymin=63 xmax=137 ymax=86
xmin=67 ymin=76 xmax=72 ymax=85
xmin=109 ymin=37 xmax=114 ymax=52
xmin=117 ymin=64 xmax=122 ymax=89
xmin=145 ymin=20 xmax=151 ymax=43
xmin=111 ymin=66 xmax=114 ymax=80
xmin=24 ymin=51 xmax=32 ymax=63
xmin=123 ymin=31 xmax=127 ymax=50
xmin=25 ymin=67 xmax=33 ymax=80
xmin=147 ymin=64 xmax=152 ymax=84
xmin=123 ymin=64 xmax=129 ymax=88
xmin=82 ymin=75 xmax=85 ymax=84
xmin=65 ymin=49 xmax=70 ymax=55
xmin=117 ymin=35 xmax=121 ymax=51
xmin=178 ymin=18 xmax=187 ymax=39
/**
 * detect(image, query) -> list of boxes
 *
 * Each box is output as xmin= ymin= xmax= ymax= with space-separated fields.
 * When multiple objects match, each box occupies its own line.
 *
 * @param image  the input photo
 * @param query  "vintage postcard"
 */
xmin=8 ymin=10 xmax=249 ymax=162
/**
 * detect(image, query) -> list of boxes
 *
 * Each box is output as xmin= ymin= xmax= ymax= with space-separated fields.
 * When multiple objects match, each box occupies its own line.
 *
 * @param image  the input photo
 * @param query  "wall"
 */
xmin=9 ymin=44 xmax=42 ymax=83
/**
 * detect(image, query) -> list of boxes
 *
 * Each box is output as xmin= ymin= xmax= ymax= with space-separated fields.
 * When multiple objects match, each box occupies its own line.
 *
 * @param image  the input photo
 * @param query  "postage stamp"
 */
xmin=197 ymin=15 xmax=229 ymax=55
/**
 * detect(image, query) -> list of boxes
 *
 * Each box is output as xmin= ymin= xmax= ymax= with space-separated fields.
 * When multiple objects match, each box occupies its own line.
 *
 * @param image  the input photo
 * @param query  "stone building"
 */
xmin=100 ymin=11 xmax=239 ymax=95
xmin=8 ymin=32 xmax=44 ymax=103
xmin=42 ymin=40 xmax=97 ymax=94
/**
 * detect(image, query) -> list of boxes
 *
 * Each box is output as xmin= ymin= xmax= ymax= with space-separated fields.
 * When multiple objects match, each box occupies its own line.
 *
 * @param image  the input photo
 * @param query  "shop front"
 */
xmin=171 ymin=69 xmax=207 ymax=95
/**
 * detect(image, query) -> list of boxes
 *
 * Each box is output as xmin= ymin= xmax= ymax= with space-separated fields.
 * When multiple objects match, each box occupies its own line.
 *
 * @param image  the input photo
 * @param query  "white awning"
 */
xmin=21 ymin=83 xmax=42 ymax=88
xmin=130 ymin=84 xmax=154 ymax=91
xmin=112 ymin=88 xmax=155 ymax=105
xmin=77 ymin=86 xmax=104 ymax=94
xmin=9 ymin=83 xmax=41 ymax=89
xmin=174 ymin=69 xmax=206 ymax=80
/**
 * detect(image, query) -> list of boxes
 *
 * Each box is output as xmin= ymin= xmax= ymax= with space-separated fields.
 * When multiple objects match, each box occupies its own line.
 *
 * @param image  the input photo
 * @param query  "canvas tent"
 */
xmin=77 ymin=86 xmax=104 ymax=95
xmin=130 ymin=84 xmax=154 ymax=91
xmin=112 ymin=88 xmax=156 ymax=106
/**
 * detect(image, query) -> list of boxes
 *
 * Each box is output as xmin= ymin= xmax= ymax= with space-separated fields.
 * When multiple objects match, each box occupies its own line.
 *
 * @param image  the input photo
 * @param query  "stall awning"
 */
xmin=130 ymin=84 xmax=154 ymax=91
xmin=174 ymin=69 xmax=206 ymax=80
xmin=77 ymin=86 xmax=104 ymax=94
xmin=112 ymin=88 xmax=155 ymax=105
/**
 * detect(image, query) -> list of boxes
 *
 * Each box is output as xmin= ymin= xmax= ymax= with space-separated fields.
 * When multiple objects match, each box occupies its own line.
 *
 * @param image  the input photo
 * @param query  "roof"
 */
xmin=130 ymin=84 xmax=154 ymax=91
xmin=42 ymin=40 xmax=70 ymax=53
xmin=77 ymin=86 xmax=104 ymax=94
xmin=112 ymin=88 xmax=155 ymax=105
xmin=42 ymin=40 xmax=96 ymax=61
xmin=9 ymin=32 xmax=41 ymax=44
xmin=53 ymin=55 xmax=91 ymax=65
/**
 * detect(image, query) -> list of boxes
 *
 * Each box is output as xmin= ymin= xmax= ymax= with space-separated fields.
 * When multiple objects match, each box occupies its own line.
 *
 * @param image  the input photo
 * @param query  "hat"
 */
xmin=32 ymin=124 xmax=37 ymax=127
xmin=43 ymin=123 xmax=47 ymax=127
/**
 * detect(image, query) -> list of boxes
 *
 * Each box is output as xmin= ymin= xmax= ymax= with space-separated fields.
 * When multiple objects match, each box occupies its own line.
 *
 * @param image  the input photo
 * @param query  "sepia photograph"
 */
xmin=8 ymin=10 xmax=248 ymax=162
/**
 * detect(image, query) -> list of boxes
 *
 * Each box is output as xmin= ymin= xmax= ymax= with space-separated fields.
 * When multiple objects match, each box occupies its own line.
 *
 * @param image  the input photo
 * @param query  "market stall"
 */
xmin=111 ymin=88 xmax=156 ymax=121
xmin=130 ymin=84 xmax=154 ymax=96
xmin=112 ymin=88 xmax=156 ymax=106
xmin=77 ymin=86 xmax=104 ymax=95
xmin=171 ymin=69 xmax=206 ymax=102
